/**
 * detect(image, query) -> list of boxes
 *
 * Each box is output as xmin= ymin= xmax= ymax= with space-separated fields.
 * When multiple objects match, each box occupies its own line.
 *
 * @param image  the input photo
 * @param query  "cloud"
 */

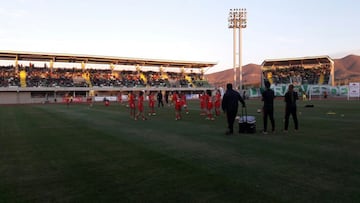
xmin=0 ymin=7 xmax=27 ymax=18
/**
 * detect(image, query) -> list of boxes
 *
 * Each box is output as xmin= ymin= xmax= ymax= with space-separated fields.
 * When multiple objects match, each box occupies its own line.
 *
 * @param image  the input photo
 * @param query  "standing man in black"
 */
xmin=157 ymin=91 xmax=164 ymax=107
xmin=284 ymin=84 xmax=299 ymax=132
xmin=164 ymin=91 xmax=169 ymax=106
xmin=262 ymin=81 xmax=275 ymax=134
xmin=222 ymin=83 xmax=246 ymax=135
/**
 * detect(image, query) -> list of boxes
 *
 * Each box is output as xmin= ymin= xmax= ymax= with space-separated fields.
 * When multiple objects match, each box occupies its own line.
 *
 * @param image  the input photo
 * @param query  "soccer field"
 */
xmin=0 ymin=99 xmax=359 ymax=202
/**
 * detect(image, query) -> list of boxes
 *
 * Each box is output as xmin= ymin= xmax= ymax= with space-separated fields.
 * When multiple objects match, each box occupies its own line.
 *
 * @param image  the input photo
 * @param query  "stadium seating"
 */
xmin=263 ymin=64 xmax=331 ymax=85
xmin=0 ymin=65 xmax=211 ymax=88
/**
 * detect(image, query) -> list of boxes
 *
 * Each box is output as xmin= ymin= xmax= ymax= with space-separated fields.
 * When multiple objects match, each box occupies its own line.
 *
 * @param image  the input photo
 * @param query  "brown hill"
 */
xmin=206 ymin=54 xmax=360 ymax=87
xmin=205 ymin=63 xmax=261 ymax=88
xmin=334 ymin=55 xmax=360 ymax=83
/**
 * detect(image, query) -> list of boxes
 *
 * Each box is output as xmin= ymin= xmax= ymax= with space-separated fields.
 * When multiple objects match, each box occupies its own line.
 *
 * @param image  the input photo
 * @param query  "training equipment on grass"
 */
xmin=239 ymin=106 xmax=256 ymax=134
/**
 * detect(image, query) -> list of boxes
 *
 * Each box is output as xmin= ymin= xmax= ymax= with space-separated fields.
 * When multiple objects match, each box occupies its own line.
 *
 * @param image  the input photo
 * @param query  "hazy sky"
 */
xmin=1 ymin=0 xmax=359 ymax=73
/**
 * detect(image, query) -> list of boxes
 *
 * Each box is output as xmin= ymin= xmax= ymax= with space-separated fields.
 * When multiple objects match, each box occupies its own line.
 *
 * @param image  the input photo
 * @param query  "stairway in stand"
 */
xmin=318 ymin=74 xmax=324 ymax=84
xmin=19 ymin=70 xmax=27 ymax=87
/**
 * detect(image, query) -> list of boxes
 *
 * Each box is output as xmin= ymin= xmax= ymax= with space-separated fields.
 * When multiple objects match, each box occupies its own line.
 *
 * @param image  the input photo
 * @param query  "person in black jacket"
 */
xmin=284 ymin=84 xmax=299 ymax=132
xmin=221 ymin=83 xmax=246 ymax=135
xmin=157 ymin=91 xmax=164 ymax=107
xmin=262 ymin=81 xmax=275 ymax=134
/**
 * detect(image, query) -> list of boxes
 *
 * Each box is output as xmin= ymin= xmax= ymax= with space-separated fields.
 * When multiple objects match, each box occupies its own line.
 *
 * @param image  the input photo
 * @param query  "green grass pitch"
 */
xmin=0 ymin=99 xmax=359 ymax=202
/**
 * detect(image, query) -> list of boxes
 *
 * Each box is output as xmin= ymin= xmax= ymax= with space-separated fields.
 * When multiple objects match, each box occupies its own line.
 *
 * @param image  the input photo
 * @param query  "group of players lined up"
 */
xmin=116 ymin=90 xmax=222 ymax=121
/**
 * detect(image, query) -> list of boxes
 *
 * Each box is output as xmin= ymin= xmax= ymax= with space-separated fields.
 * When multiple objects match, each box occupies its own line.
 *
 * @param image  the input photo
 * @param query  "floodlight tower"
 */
xmin=228 ymin=8 xmax=247 ymax=91
xmin=228 ymin=9 xmax=237 ymax=89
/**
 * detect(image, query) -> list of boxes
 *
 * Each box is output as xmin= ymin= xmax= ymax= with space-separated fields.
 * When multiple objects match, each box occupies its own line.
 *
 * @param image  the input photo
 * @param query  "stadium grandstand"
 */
xmin=0 ymin=50 xmax=216 ymax=104
xmin=261 ymin=56 xmax=334 ymax=87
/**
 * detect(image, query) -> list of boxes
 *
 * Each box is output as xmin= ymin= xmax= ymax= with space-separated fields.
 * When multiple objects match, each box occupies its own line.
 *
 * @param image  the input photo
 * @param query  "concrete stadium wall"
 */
xmin=0 ymin=92 xmax=18 ymax=104
xmin=0 ymin=92 xmax=41 ymax=104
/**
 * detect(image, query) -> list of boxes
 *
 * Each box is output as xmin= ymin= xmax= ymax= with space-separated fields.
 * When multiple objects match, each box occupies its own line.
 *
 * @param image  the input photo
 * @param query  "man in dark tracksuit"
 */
xmin=284 ymin=84 xmax=299 ymax=131
xmin=157 ymin=91 xmax=164 ymax=107
xmin=222 ymin=83 xmax=246 ymax=135
xmin=262 ymin=81 xmax=275 ymax=134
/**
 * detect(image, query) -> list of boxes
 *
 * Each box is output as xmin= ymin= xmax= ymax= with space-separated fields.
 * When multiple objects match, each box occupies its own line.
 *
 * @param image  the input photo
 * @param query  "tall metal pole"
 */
xmin=233 ymin=20 xmax=237 ymax=89
xmin=229 ymin=8 xmax=247 ymax=90
xmin=229 ymin=9 xmax=237 ymax=89
xmin=238 ymin=8 xmax=247 ymax=92
xmin=239 ymin=23 xmax=243 ymax=92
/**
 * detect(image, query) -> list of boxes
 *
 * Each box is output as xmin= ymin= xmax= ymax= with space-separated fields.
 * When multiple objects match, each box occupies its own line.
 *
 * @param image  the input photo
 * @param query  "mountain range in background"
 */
xmin=205 ymin=54 xmax=360 ymax=87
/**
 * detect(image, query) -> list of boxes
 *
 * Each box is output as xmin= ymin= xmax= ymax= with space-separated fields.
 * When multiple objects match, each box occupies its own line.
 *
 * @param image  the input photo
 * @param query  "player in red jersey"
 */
xmin=148 ymin=91 xmax=156 ymax=116
xmin=65 ymin=95 xmax=73 ymax=108
xmin=135 ymin=91 xmax=146 ymax=120
xmin=86 ymin=96 xmax=93 ymax=108
xmin=205 ymin=90 xmax=214 ymax=120
xmin=65 ymin=95 xmax=70 ymax=108
xmin=199 ymin=91 xmax=206 ymax=115
xmin=181 ymin=92 xmax=189 ymax=114
xmin=214 ymin=89 xmax=222 ymax=116
xmin=104 ymin=97 xmax=110 ymax=106
xmin=128 ymin=91 xmax=136 ymax=119
xmin=173 ymin=91 xmax=182 ymax=120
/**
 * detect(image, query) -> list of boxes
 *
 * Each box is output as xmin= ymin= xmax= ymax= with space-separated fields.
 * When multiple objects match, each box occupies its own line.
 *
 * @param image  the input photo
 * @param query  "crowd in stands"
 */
xmin=0 ymin=64 xmax=210 ymax=88
xmin=0 ymin=65 xmax=19 ymax=87
xmin=263 ymin=64 xmax=331 ymax=85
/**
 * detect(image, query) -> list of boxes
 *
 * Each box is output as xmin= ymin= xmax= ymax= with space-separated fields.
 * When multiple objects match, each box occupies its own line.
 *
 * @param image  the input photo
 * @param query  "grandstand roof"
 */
xmin=261 ymin=55 xmax=334 ymax=68
xmin=0 ymin=50 xmax=217 ymax=69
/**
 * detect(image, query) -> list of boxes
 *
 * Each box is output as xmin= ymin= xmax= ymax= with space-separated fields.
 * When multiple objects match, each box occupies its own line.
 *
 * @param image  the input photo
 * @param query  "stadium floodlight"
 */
xmin=228 ymin=8 xmax=247 ymax=91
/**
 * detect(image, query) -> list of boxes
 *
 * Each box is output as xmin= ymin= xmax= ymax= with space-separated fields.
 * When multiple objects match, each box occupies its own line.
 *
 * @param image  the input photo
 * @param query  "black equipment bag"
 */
xmin=238 ymin=107 xmax=256 ymax=133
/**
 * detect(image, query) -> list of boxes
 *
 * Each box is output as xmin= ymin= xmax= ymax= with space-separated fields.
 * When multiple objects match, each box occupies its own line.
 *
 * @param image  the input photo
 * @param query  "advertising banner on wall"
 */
xmin=349 ymin=82 xmax=360 ymax=98
xmin=248 ymin=84 xmax=350 ymax=98
xmin=94 ymin=96 xmax=118 ymax=102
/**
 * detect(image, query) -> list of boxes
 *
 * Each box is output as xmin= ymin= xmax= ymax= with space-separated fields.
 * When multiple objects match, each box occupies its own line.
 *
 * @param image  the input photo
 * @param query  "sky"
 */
xmin=1 ymin=0 xmax=360 ymax=73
